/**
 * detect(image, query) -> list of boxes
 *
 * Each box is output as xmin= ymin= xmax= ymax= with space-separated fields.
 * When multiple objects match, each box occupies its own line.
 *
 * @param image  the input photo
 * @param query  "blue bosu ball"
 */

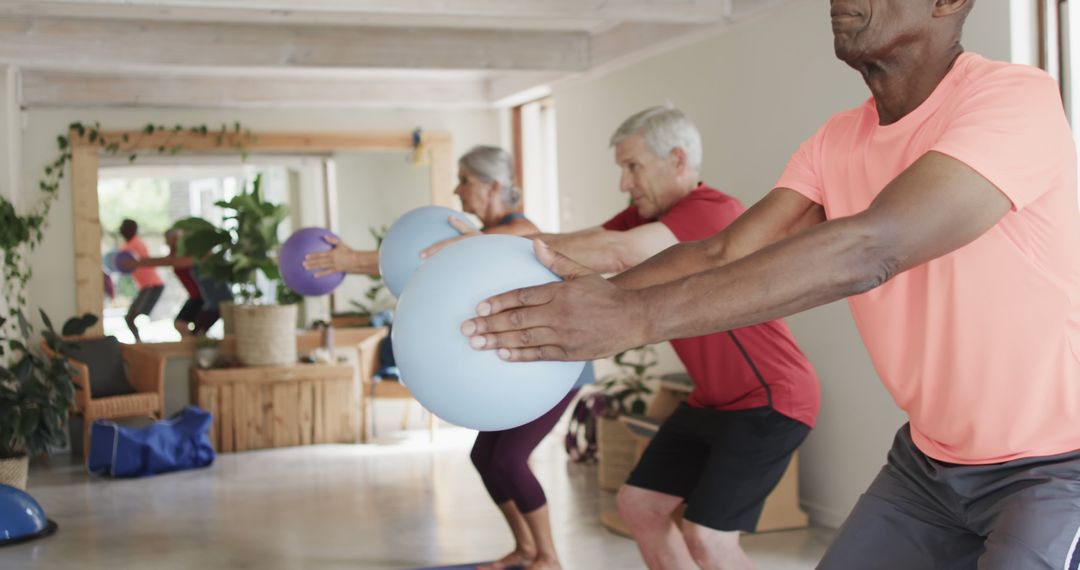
xmin=0 ymin=484 xmax=57 ymax=547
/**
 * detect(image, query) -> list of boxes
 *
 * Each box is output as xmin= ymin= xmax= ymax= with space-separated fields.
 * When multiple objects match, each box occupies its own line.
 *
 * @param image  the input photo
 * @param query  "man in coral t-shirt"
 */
xmin=118 ymin=218 xmax=164 ymax=343
xmin=464 ymin=2 xmax=1080 ymax=568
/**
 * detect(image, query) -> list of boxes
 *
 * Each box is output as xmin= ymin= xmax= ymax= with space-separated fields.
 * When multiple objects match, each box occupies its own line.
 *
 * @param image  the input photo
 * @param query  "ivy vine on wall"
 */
xmin=0 ymin=121 xmax=253 ymax=328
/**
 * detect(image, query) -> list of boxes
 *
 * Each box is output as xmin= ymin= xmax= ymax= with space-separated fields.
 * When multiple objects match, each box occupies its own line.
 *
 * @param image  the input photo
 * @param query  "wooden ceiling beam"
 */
xmin=2 ymin=0 xmax=728 ymax=27
xmin=21 ymin=71 xmax=493 ymax=108
xmin=0 ymin=17 xmax=590 ymax=73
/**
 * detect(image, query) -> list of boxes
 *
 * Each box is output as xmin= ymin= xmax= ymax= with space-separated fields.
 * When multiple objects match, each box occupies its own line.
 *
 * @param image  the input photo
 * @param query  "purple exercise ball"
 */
xmin=114 ymin=250 xmax=137 ymax=274
xmin=279 ymin=227 xmax=346 ymax=297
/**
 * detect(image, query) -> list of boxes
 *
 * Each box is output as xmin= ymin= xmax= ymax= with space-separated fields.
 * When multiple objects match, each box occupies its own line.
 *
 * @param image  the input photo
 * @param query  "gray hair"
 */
xmin=459 ymin=145 xmax=522 ymax=209
xmin=609 ymin=106 xmax=702 ymax=173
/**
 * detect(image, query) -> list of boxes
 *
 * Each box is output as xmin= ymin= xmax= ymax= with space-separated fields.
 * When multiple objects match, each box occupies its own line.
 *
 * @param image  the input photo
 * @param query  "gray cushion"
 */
xmin=65 ymin=337 xmax=135 ymax=398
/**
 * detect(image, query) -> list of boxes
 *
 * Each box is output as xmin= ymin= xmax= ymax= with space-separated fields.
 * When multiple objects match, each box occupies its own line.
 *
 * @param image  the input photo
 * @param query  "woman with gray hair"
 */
xmin=454 ymin=145 xmax=535 ymax=234
xmin=303 ymin=145 xmax=535 ymax=275
xmin=304 ymin=146 xmax=576 ymax=569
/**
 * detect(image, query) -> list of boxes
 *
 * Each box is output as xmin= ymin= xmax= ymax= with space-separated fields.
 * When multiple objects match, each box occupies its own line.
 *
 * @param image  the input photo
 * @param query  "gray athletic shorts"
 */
xmin=819 ymin=424 xmax=1080 ymax=569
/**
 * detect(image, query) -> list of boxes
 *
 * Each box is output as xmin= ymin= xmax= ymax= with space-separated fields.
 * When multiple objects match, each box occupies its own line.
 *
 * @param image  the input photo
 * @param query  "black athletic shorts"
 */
xmin=625 ymin=403 xmax=809 ymax=532
xmin=127 ymin=285 xmax=164 ymax=318
xmin=176 ymin=298 xmax=204 ymax=322
xmin=192 ymin=309 xmax=220 ymax=334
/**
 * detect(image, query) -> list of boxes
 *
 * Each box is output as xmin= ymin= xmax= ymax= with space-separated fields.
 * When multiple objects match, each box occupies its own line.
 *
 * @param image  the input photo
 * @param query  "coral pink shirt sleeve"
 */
xmin=774 ymin=122 xmax=829 ymax=205
xmin=931 ymin=66 xmax=1074 ymax=211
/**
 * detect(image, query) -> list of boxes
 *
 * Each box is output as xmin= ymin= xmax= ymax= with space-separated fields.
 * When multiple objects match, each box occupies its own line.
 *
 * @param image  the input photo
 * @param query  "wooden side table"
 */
xmin=194 ymin=363 xmax=356 ymax=453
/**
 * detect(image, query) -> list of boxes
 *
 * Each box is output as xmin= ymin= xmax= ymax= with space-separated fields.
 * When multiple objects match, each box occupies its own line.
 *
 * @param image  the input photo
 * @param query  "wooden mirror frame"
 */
xmin=71 ymin=129 xmax=455 ymax=337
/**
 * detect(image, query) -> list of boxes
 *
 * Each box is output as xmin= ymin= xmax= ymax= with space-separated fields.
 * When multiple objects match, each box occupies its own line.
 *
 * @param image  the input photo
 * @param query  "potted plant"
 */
xmin=0 ymin=311 xmax=82 ymax=489
xmin=594 ymin=346 xmax=658 ymax=491
xmin=174 ymin=174 xmax=295 ymax=366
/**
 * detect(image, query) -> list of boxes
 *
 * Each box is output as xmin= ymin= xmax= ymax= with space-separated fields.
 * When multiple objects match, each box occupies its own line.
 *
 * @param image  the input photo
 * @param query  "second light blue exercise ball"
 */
xmin=103 ymin=251 xmax=120 ymax=273
xmin=378 ymin=205 xmax=476 ymax=298
xmin=392 ymin=234 xmax=585 ymax=431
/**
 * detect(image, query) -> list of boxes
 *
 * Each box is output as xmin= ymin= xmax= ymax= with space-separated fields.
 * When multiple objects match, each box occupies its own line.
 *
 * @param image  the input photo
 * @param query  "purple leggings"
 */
xmin=470 ymin=389 xmax=579 ymax=514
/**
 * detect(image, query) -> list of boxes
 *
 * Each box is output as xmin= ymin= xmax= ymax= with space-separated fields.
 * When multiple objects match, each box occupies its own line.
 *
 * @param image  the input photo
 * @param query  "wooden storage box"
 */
xmin=194 ymin=363 xmax=357 ymax=453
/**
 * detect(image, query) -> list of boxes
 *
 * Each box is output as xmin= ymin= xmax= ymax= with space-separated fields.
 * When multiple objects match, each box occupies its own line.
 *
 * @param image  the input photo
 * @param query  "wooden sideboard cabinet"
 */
xmin=194 ymin=363 xmax=357 ymax=453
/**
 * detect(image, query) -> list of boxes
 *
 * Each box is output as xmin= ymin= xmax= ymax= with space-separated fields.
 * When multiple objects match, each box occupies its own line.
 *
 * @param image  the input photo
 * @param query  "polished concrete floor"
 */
xmin=6 ymin=411 xmax=833 ymax=569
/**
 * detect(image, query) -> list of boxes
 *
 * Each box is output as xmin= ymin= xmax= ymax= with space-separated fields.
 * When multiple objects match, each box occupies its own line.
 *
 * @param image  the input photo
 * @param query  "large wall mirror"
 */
xmin=72 ymin=130 xmax=455 ymax=343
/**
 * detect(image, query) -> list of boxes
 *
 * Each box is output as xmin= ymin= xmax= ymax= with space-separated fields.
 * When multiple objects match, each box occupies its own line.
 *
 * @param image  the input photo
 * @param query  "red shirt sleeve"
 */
xmin=659 ymin=189 xmax=745 ymax=242
xmin=601 ymin=205 xmax=646 ymax=231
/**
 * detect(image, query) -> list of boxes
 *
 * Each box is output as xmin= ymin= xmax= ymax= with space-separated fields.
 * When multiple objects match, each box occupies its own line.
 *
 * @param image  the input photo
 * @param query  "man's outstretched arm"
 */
xmin=422 ymin=217 xmax=681 ymax=275
xmin=462 ymin=151 xmax=1011 ymax=361
xmin=538 ymin=222 xmax=678 ymax=275
xmin=609 ymin=188 xmax=826 ymax=290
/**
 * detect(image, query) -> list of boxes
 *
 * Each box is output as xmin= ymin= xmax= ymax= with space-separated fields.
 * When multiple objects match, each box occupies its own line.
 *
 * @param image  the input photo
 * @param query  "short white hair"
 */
xmin=609 ymin=106 xmax=702 ymax=173
xmin=458 ymin=145 xmax=522 ymax=209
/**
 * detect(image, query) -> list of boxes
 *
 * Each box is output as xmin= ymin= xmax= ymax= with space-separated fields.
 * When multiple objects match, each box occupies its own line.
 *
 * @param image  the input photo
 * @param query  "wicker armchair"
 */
xmin=42 ymin=337 xmax=166 ymax=461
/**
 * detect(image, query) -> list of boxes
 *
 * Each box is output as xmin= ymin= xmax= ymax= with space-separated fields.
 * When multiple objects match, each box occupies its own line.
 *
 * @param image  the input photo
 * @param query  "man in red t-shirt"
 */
xmin=430 ymin=106 xmax=820 ymax=569
xmin=129 ymin=228 xmax=206 ymax=337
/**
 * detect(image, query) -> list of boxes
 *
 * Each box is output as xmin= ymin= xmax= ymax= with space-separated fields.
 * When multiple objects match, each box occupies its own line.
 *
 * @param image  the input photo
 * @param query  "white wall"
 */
xmin=0 ymin=66 xmax=19 ymax=206
xmin=21 ymin=107 xmax=500 ymax=329
xmin=0 ymin=66 xmax=19 ymax=325
xmin=331 ymin=149 xmax=433 ymax=313
xmin=552 ymin=0 xmax=1012 ymax=527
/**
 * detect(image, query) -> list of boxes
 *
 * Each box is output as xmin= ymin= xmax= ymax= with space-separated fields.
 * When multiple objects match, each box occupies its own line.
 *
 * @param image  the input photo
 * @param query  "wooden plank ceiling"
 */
xmin=0 ymin=0 xmax=794 ymax=108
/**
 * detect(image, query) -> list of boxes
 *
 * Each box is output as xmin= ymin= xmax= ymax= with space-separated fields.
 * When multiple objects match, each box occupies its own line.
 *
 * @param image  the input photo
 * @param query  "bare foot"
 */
xmin=527 ymin=554 xmax=562 ymax=570
xmin=477 ymin=550 xmax=536 ymax=570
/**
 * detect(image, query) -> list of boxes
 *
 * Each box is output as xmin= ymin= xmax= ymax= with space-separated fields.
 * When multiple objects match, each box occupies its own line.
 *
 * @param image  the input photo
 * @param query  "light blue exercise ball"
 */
xmin=392 ymin=234 xmax=585 ymax=431
xmin=103 ymin=250 xmax=120 ymax=273
xmin=378 ymin=205 xmax=477 ymax=298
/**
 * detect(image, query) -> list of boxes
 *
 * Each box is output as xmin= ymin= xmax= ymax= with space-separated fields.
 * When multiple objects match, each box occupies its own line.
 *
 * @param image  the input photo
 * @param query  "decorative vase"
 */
xmin=0 ymin=455 xmax=29 ymax=490
xmin=233 ymin=304 xmax=298 ymax=367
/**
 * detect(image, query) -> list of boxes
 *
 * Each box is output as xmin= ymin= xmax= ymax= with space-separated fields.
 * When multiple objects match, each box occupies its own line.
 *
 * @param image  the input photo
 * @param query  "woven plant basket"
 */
xmin=597 ymin=416 xmax=637 ymax=492
xmin=233 ymin=304 xmax=298 ymax=367
xmin=0 ymin=455 xmax=29 ymax=490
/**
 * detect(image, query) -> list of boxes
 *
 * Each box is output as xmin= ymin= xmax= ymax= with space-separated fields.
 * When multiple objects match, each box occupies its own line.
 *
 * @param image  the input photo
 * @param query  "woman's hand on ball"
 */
xmin=303 ymin=235 xmax=352 ymax=277
xmin=461 ymin=240 xmax=649 ymax=362
xmin=421 ymin=216 xmax=481 ymax=259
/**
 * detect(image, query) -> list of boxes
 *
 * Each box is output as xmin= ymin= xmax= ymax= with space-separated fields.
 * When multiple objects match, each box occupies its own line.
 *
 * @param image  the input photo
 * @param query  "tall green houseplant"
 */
xmin=174 ymin=174 xmax=297 ymax=367
xmin=0 ymin=311 xmax=93 ymax=488
xmin=173 ymin=174 xmax=289 ymax=304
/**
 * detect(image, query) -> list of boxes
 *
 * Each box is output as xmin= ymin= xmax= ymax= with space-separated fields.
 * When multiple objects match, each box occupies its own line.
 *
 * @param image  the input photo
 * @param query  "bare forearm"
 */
xmin=639 ymin=216 xmax=886 ymax=343
xmin=349 ymin=250 xmax=380 ymax=275
xmin=609 ymin=240 xmax=714 ymax=290
xmin=137 ymin=256 xmax=193 ymax=268
xmin=536 ymin=231 xmax=625 ymax=274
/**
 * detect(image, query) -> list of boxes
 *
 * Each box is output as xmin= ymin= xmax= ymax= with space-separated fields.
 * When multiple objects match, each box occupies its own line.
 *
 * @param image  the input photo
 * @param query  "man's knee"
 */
xmin=617 ymin=485 xmax=680 ymax=530
xmin=681 ymin=521 xmax=743 ymax=568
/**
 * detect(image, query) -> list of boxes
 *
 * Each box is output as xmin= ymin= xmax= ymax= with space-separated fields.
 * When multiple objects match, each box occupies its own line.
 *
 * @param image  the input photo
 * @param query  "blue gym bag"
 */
xmin=87 ymin=406 xmax=215 ymax=477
